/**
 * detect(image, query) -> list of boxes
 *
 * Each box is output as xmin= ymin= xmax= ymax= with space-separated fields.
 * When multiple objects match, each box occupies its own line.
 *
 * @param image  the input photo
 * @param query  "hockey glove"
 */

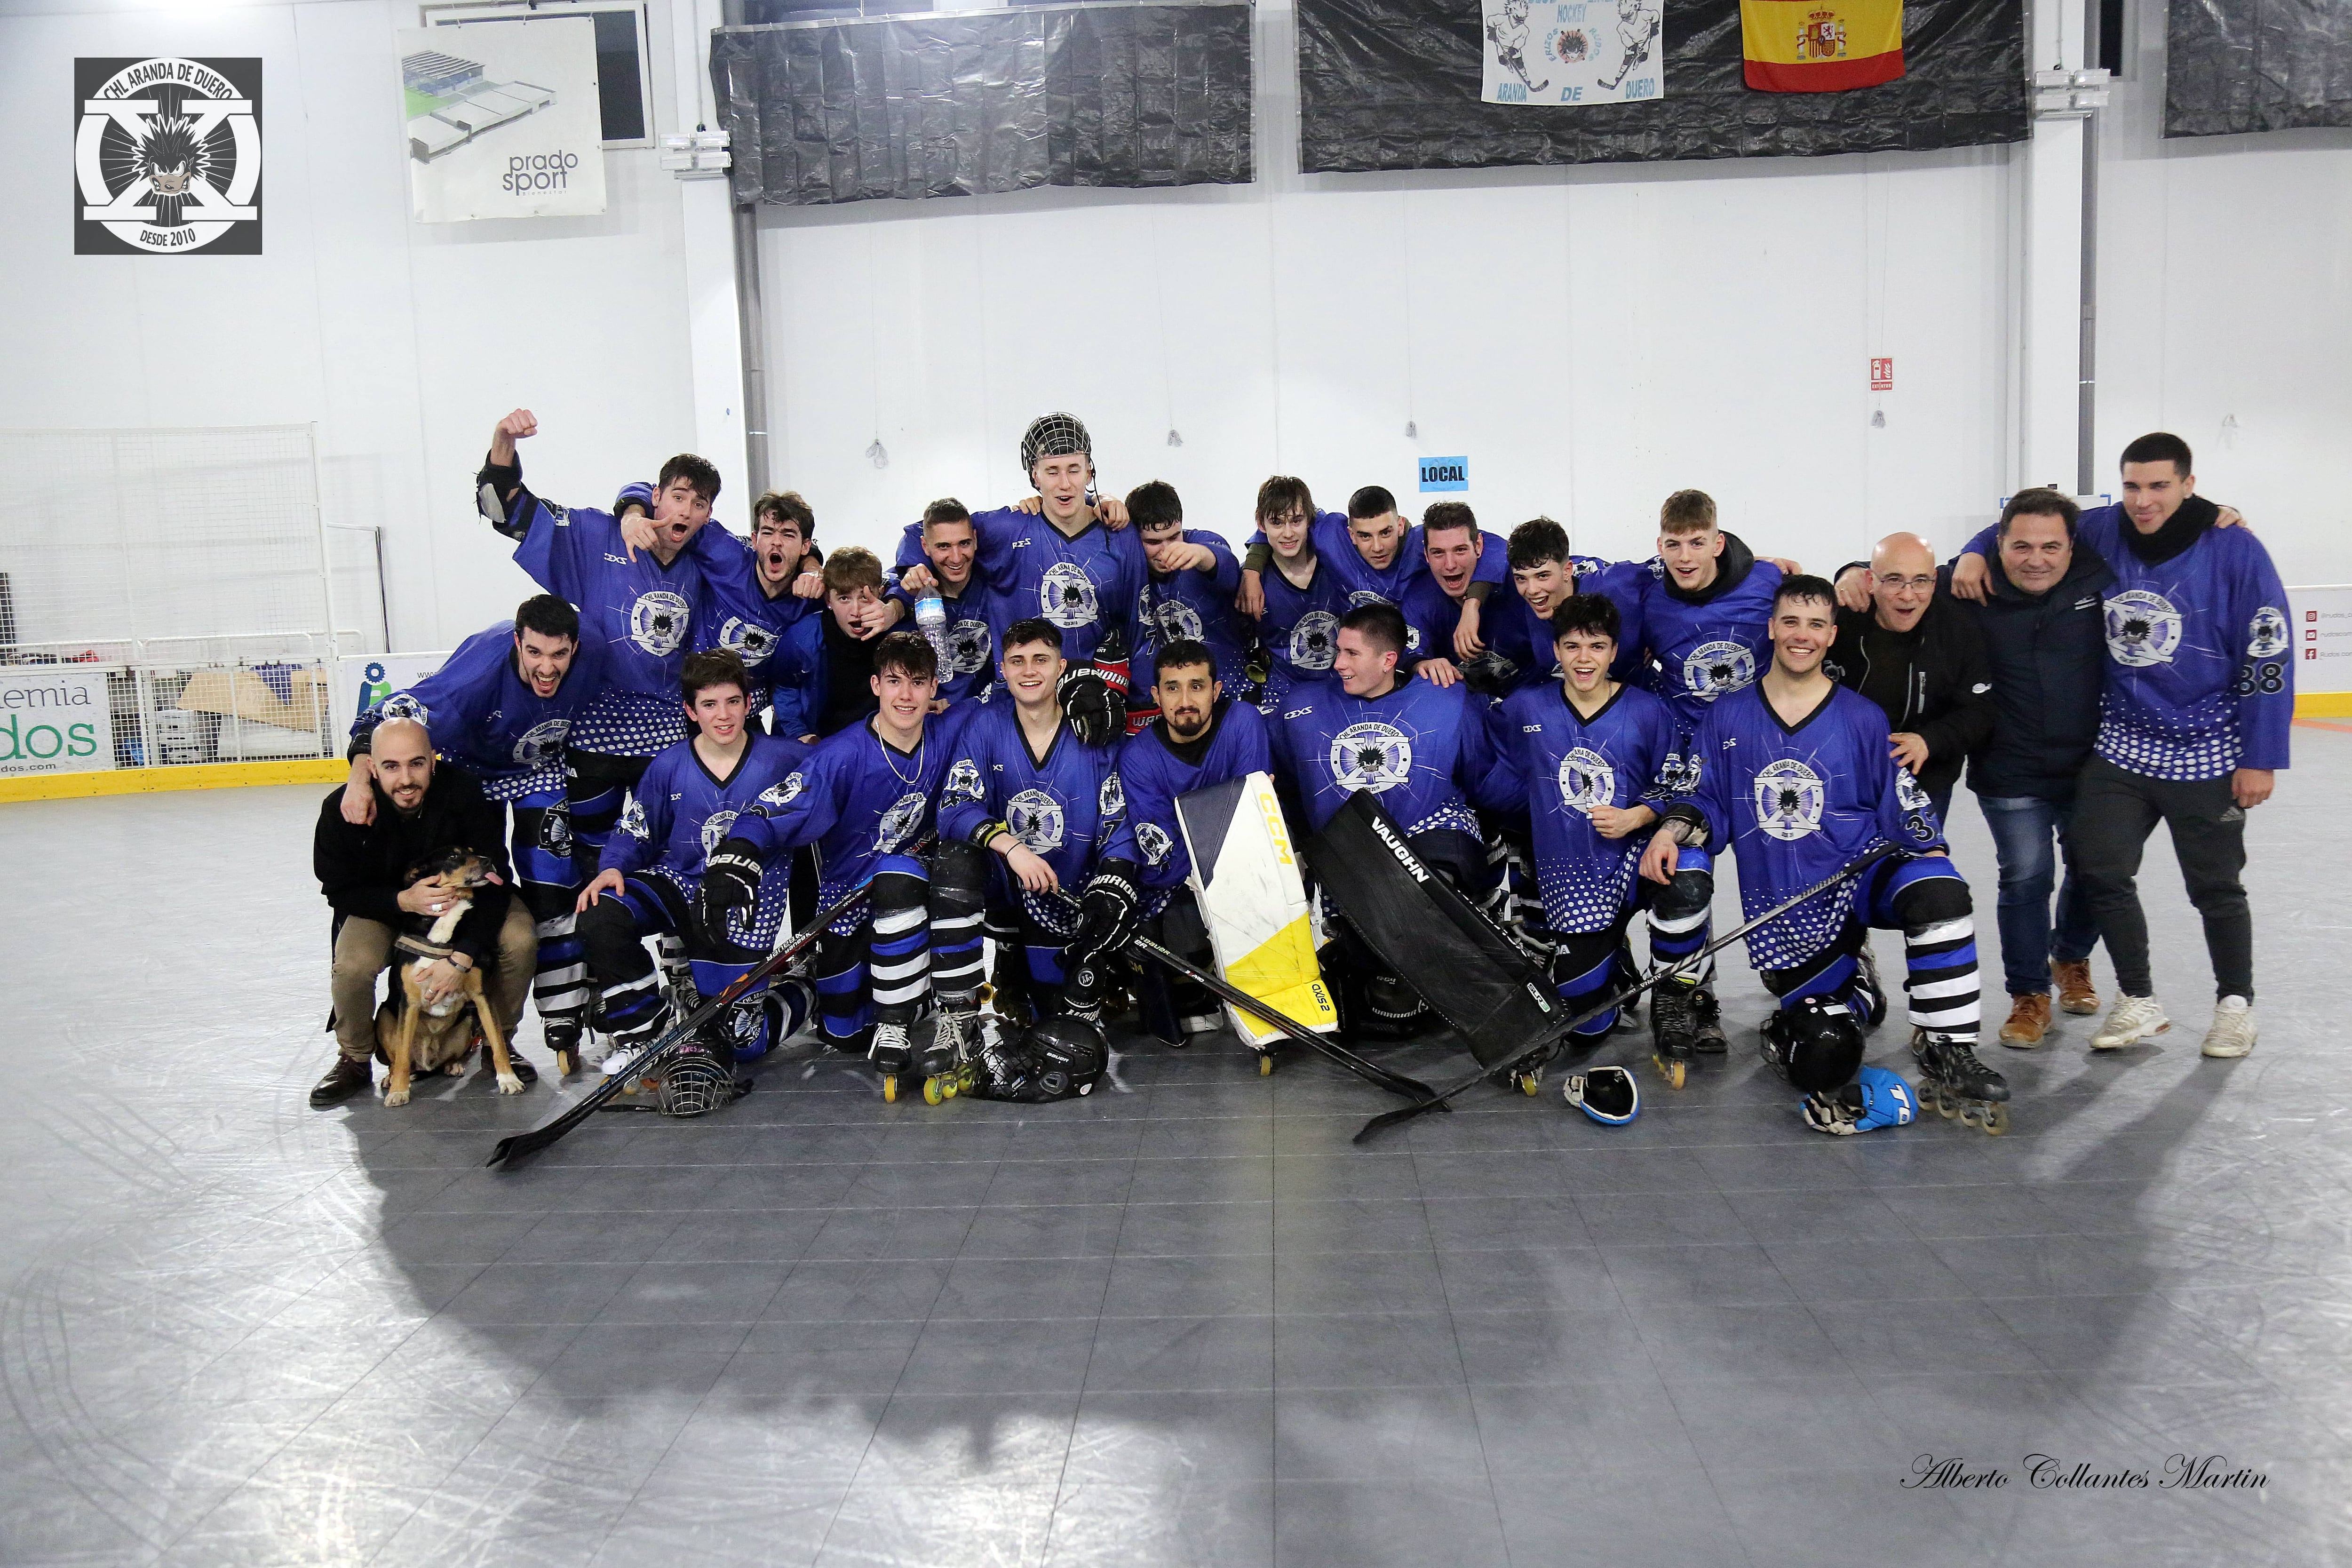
xmin=698 ymin=838 xmax=765 ymax=931
xmin=1800 ymin=1064 xmax=1918 ymax=1135
xmin=1068 ymin=861 xmax=1142 ymax=968
xmin=1060 ymin=669 xmax=1128 ymax=748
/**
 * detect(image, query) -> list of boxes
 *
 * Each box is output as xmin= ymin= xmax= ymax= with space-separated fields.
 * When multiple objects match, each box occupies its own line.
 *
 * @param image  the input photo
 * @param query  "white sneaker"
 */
xmin=580 ymin=1029 xmax=618 ymax=1069
xmin=2201 ymin=996 xmax=2258 ymax=1059
xmin=2091 ymin=994 xmax=2170 ymax=1050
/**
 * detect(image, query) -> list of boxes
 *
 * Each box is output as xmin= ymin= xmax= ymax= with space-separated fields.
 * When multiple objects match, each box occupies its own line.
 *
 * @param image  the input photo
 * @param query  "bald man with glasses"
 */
xmin=1823 ymin=533 xmax=1995 ymax=830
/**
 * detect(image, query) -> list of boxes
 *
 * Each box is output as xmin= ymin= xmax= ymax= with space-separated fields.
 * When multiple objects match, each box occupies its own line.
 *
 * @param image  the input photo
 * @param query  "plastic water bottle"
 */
xmin=914 ymin=594 xmax=948 ymax=664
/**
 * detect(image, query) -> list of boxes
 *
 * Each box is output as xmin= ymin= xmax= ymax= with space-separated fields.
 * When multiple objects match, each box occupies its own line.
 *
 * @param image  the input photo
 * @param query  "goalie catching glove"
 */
xmin=1059 ymin=626 xmax=1131 ymax=747
xmin=698 ymin=838 xmax=765 ymax=931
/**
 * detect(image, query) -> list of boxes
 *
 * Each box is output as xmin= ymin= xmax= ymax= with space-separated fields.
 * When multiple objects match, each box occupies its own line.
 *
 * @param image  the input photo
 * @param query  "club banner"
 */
xmin=1175 ymin=772 xmax=1339 ymax=1048
xmin=1483 ymin=0 xmax=1665 ymax=105
xmin=397 ymin=18 xmax=605 ymax=222
xmin=1741 ymin=0 xmax=1904 ymax=91
xmin=75 ymin=57 xmax=263 ymax=256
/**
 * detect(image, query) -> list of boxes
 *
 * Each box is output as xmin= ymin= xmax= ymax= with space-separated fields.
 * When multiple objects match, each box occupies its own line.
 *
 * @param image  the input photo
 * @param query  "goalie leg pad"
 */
xmin=1176 ymin=772 xmax=1338 ymax=1049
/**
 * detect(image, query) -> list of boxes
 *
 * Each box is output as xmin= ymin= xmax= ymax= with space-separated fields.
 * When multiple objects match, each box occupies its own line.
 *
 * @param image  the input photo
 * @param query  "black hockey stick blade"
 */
xmin=1123 ymin=929 xmax=1439 ymax=1105
xmin=486 ymin=838 xmax=929 ymax=1168
xmin=1352 ymin=842 xmax=1900 ymax=1143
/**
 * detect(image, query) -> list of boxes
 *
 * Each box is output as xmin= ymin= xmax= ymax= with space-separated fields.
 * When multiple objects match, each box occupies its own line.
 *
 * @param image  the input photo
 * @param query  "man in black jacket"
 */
xmin=1954 ymin=491 xmax=2110 ymax=1047
xmin=1825 ymin=532 xmax=1994 ymax=827
xmin=310 ymin=717 xmax=537 ymax=1106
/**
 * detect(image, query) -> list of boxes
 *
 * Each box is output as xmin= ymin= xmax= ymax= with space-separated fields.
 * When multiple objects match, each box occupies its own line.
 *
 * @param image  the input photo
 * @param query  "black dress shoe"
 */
xmin=309 ymin=1056 xmax=375 ymax=1108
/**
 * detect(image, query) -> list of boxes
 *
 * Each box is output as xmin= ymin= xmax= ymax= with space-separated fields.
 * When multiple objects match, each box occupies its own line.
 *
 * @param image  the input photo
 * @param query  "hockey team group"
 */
xmin=310 ymin=404 xmax=2294 ymax=1140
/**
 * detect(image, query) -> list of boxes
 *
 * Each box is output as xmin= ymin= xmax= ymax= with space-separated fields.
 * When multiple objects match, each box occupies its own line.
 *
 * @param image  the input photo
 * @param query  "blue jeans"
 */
xmin=1977 ymin=793 xmax=2100 ymax=996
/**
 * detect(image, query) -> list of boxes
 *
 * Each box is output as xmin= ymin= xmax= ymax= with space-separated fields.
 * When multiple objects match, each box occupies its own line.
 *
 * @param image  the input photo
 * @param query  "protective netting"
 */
xmin=0 ymin=424 xmax=380 ymax=767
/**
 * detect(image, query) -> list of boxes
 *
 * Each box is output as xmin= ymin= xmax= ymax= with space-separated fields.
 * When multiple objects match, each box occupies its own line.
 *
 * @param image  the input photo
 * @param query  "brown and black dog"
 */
xmin=375 ymin=848 xmax=525 ymax=1107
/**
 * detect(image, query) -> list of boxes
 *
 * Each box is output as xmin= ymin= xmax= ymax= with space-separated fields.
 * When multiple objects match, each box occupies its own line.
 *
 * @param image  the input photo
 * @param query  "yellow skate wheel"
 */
xmin=1934 ymin=1087 xmax=1959 ymax=1120
xmin=923 ymin=1075 xmax=947 ymax=1106
xmin=1656 ymin=1057 xmax=1686 ymax=1090
xmin=882 ymin=1074 xmax=899 ymax=1103
xmin=552 ymin=1050 xmax=577 ymax=1077
xmin=1982 ymin=1103 xmax=2010 ymax=1136
xmin=1517 ymin=1072 xmax=1540 ymax=1096
xmin=1258 ymin=1054 xmax=1274 ymax=1076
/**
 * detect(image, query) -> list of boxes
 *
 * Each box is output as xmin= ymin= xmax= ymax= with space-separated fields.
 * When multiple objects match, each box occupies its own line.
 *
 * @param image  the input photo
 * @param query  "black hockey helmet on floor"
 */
xmin=1563 ymin=1065 xmax=1639 ymax=1126
xmin=973 ymin=1015 xmax=1108 ymax=1103
xmin=1760 ymin=994 xmax=1865 ymax=1093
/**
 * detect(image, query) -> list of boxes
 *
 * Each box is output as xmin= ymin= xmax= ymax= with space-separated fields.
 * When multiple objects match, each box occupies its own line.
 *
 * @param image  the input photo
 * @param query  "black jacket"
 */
xmin=1826 ymin=589 xmax=1995 ymax=800
xmin=313 ymin=765 xmax=513 ymax=961
xmin=1957 ymin=543 xmax=2114 ymax=803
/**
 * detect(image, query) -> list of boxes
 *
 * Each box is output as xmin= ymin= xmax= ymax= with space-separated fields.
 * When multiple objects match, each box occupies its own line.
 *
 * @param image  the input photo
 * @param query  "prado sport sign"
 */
xmin=397 ymin=17 xmax=606 ymax=223
xmin=75 ymin=57 xmax=263 ymax=256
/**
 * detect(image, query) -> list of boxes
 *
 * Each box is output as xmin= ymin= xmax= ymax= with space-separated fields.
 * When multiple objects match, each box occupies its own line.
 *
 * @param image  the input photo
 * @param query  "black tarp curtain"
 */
xmin=711 ymin=2 xmax=1255 ymax=205
xmin=2164 ymin=0 xmax=2352 ymax=136
xmin=1295 ymin=0 xmax=2028 ymax=172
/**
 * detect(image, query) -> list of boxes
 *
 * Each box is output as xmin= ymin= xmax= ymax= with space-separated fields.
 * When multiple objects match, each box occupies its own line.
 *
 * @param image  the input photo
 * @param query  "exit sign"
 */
xmin=1870 ymin=358 xmax=1894 ymax=391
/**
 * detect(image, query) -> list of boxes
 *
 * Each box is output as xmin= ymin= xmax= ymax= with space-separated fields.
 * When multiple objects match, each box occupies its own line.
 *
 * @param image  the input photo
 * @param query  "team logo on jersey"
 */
xmin=1135 ymin=820 xmax=1174 ymax=866
xmin=1289 ymin=612 xmax=1339 ymax=670
xmin=1891 ymin=770 xmax=1939 ymax=843
xmin=946 ymin=619 xmax=993 ymax=677
xmin=1656 ymin=750 xmax=1702 ymax=796
xmin=943 ymin=758 xmax=984 ymax=804
xmin=1753 ymin=758 xmax=1825 ymax=841
xmin=379 ymin=692 xmax=429 ymax=724
xmin=628 ymin=590 xmax=691 ymax=656
xmin=1683 ymin=641 xmax=1756 ymax=701
xmin=536 ymin=804 xmax=574 ymax=857
xmin=719 ymin=616 xmax=778 ymax=666
xmin=1155 ymin=597 xmax=1205 ymax=643
xmin=75 ymin=58 xmax=263 ymax=257
xmin=875 ymin=792 xmax=927 ymax=852
xmin=1040 ymin=562 xmax=1101 ymax=628
xmin=2248 ymin=605 xmax=2289 ymax=660
xmin=618 ymin=797 xmax=650 ymax=840
xmin=1007 ymin=788 xmax=1065 ymax=851
xmin=759 ymin=773 xmax=804 ymax=810
xmin=1556 ymin=746 xmax=1616 ymax=816
xmin=699 ymin=809 xmax=740 ymax=858
xmin=511 ymin=717 xmax=570 ymax=769
xmin=1330 ymin=721 xmax=1414 ymax=794
xmin=2105 ymin=589 xmax=2183 ymax=668
xmin=1098 ymin=773 xmax=1125 ymax=819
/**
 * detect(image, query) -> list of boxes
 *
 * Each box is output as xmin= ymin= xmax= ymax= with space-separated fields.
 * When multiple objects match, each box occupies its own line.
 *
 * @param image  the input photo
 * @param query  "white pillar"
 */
xmin=672 ymin=0 xmax=749 ymax=497
xmin=2016 ymin=0 xmax=2088 ymax=493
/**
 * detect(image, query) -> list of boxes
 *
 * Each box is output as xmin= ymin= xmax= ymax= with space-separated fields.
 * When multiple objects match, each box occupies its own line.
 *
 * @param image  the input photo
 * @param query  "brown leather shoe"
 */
xmin=2053 ymin=959 xmax=2098 ymax=1015
xmin=1998 ymin=993 xmax=2051 ymax=1048
xmin=309 ymin=1055 xmax=375 ymax=1108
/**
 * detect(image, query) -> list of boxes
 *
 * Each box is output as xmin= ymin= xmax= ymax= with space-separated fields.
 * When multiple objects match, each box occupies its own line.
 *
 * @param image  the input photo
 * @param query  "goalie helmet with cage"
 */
xmin=652 ymin=1038 xmax=744 ymax=1118
xmin=1019 ymin=413 xmax=1094 ymax=481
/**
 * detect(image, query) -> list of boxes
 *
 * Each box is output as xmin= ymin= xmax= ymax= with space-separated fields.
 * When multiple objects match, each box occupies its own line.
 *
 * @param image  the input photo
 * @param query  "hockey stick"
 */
xmin=487 ymin=837 xmax=931 ymax=1169
xmin=1352 ymin=843 xmax=1899 ymax=1144
xmin=1046 ymin=888 xmax=1439 ymax=1104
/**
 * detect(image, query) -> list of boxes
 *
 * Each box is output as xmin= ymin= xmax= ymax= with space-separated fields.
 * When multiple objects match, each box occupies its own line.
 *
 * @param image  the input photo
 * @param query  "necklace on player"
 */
xmin=882 ymin=727 xmax=925 ymax=786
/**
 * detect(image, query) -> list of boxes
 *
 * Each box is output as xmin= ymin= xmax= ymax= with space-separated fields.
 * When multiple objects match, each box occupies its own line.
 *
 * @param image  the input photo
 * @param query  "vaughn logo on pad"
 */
xmin=75 ymin=57 xmax=262 ymax=255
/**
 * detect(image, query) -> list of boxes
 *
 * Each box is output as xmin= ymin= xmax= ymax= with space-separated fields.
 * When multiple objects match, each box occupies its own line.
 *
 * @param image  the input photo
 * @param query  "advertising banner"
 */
xmin=1481 ymin=0 xmax=1664 ymax=105
xmin=0 ymin=668 xmax=113 ymax=777
xmin=2290 ymin=585 xmax=2352 ymax=697
xmin=330 ymin=652 xmax=449 ymax=751
xmin=398 ymin=18 xmax=605 ymax=222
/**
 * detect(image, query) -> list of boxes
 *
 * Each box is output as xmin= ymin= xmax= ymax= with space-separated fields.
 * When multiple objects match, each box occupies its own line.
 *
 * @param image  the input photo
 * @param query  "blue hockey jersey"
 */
xmin=1962 ymin=506 xmax=2292 ymax=781
xmin=1495 ymin=680 xmax=1684 ymax=936
xmin=1679 ymin=683 xmax=1943 ymax=971
xmin=351 ymin=621 xmax=607 ymax=802
xmin=1256 ymin=550 xmax=1353 ymax=709
xmin=677 ymin=520 xmax=823 ymax=732
xmin=506 ymin=479 xmax=706 ymax=757
xmin=888 ymin=576 xmax=1006 ymax=708
xmin=939 ymin=700 xmax=1135 ymax=930
xmin=894 ymin=509 xmax=1146 ymax=669
xmin=1135 ymin=529 xmax=1250 ymax=696
xmin=1430 ymin=557 xmax=1647 ymax=693
xmin=1632 ymin=542 xmax=1783 ymax=736
xmin=1116 ymin=700 xmax=1276 ymax=895
xmin=1258 ymin=513 xmax=1509 ymax=656
xmin=1271 ymin=674 xmax=1510 ymax=839
xmin=731 ymin=716 xmax=953 ymax=915
xmin=602 ymin=731 xmax=809 ymax=887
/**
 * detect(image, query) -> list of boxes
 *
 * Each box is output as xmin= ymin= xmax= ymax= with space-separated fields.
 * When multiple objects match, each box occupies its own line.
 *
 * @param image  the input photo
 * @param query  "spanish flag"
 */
xmin=1742 ymin=0 xmax=1905 ymax=92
